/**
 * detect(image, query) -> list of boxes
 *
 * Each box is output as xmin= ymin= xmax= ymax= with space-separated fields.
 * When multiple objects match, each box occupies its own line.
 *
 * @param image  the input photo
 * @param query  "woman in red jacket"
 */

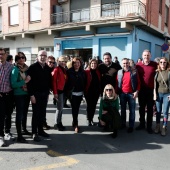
xmin=85 ymin=59 xmax=101 ymax=126
xmin=52 ymin=56 xmax=67 ymax=131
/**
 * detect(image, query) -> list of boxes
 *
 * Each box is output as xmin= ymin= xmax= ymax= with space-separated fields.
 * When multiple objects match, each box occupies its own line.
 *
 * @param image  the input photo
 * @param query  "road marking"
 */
xmin=21 ymin=150 xmax=79 ymax=170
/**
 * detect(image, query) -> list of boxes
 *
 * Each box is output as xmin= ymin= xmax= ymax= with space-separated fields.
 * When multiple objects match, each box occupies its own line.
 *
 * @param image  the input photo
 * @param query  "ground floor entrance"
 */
xmin=63 ymin=48 xmax=92 ymax=62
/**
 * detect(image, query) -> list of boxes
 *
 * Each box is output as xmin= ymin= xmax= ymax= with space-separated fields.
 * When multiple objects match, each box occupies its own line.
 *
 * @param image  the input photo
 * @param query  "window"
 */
xmin=165 ymin=5 xmax=169 ymax=26
xmin=38 ymin=47 xmax=54 ymax=56
xmin=30 ymin=0 xmax=41 ymax=22
xmin=9 ymin=5 xmax=19 ymax=25
xmin=159 ymin=0 xmax=162 ymax=14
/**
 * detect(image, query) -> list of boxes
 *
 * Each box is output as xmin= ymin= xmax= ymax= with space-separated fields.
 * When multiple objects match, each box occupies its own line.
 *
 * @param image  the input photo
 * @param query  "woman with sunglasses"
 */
xmin=66 ymin=57 xmax=86 ymax=133
xmin=99 ymin=84 xmax=120 ymax=138
xmin=85 ymin=58 xmax=101 ymax=126
xmin=154 ymin=57 xmax=170 ymax=136
xmin=11 ymin=54 xmax=31 ymax=143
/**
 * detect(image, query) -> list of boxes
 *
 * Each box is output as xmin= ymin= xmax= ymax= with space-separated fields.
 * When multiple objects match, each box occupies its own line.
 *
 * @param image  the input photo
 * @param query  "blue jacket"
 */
xmin=117 ymin=68 xmax=138 ymax=93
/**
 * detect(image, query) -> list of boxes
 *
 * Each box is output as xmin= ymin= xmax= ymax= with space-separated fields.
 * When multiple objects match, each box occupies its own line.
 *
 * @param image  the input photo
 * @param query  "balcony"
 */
xmin=51 ymin=1 xmax=146 ymax=25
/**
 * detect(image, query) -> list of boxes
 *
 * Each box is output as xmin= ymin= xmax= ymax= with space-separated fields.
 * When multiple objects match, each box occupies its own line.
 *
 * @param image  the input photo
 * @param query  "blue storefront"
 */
xmin=54 ymin=26 xmax=165 ymax=62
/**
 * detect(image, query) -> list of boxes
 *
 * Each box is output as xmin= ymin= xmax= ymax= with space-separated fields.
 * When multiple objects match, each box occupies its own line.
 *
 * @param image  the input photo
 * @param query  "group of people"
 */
xmin=0 ymin=47 xmax=169 ymax=147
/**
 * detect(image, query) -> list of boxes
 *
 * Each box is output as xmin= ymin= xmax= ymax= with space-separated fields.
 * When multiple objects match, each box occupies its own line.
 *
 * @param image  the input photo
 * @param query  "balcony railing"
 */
xmin=51 ymin=0 xmax=146 ymax=25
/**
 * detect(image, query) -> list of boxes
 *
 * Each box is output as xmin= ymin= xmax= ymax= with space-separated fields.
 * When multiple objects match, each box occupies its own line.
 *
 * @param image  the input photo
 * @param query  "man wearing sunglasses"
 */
xmin=136 ymin=49 xmax=157 ymax=134
xmin=0 ymin=48 xmax=14 ymax=147
xmin=117 ymin=58 xmax=140 ymax=133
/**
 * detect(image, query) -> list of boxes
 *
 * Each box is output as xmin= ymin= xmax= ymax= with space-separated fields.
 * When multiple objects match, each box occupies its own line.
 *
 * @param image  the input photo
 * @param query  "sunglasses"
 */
xmin=160 ymin=62 xmax=167 ymax=64
xmin=106 ymin=89 xmax=112 ymax=92
xmin=48 ymin=61 xmax=55 ymax=64
xmin=18 ymin=56 xmax=25 ymax=60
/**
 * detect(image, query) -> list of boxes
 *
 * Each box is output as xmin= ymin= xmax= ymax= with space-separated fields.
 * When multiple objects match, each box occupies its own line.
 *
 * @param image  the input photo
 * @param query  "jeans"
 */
xmin=119 ymin=93 xmax=136 ymax=128
xmin=55 ymin=93 xmax=64 ymax=124
xmin=0 ymin=91 xmax=14 ymax=136
xmin=15 ymin=95 xmax=30 ymax=136
xmin=70 ymin=95 xmax=82 ymax=126
xmin=32 ymin=92 xmax=48 ymax=134
xmin=156 ymin=93 xmax=170 ymax=126
xmin=138 ymin=88 xmax=154 ymax=129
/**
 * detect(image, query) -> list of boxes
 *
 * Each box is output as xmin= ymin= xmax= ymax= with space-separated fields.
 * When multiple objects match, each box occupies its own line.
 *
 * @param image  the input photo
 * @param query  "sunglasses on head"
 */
xmin=106 ymin=89 xmax=112 ymax=92
xmin=48 ymin=61 xmax=55 ymax=64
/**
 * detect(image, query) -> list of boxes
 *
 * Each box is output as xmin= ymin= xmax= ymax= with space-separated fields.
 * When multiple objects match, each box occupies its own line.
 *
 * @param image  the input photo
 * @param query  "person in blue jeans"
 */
xmin=154 ymin=57 xmax=170 ymax=136
xmin=11 ymin=54 xmax=31 ymax=143
xmin=117 ymin=58 xmax=140 ymax=133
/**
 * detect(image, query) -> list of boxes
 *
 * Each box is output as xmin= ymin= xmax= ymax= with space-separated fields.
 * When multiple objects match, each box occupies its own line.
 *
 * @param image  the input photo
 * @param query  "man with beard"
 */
xmin=98 ymin=52 xmax=122 ymax=93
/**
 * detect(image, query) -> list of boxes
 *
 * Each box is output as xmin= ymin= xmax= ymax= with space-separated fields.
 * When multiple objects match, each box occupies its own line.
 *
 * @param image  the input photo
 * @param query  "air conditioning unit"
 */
xmin=58 ymin=0 xmax=68 ymax=3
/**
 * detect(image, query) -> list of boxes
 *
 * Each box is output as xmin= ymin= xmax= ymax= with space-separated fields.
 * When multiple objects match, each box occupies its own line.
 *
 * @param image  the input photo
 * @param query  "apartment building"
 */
xmin=0 ymin=0 xmax=170 ymax=65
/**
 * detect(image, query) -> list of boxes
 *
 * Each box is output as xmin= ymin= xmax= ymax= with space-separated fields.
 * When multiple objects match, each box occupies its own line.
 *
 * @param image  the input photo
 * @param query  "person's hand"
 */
xmin=133 ymin=91 xmax=138 ymax=99
xmin=30 ymin=95 xmax=36 ymax=104
xmin=25 ymin=75 xmax=31 ymax=83
xmin=168 ymin=95 xmax=170 ymax=101
xmin=102 ymin=110 xmax=107 ymax=114
xmin=100 ymin=120 xmax=106 ymax=126
xmin=54 ymin=94 xmax=58 ymax=100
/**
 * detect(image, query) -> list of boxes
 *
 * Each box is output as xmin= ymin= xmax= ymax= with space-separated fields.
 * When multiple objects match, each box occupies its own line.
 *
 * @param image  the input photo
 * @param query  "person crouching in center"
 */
xmin=99 ymin=84 xmax=120 ymax=138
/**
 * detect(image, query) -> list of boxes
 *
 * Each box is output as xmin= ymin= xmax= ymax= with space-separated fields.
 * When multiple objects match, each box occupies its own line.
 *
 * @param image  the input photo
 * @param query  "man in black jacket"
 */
xmin=27 ymin=50 xmax=52 ymax=142
xmin=98 ymin=52 xmax=122 ymax=94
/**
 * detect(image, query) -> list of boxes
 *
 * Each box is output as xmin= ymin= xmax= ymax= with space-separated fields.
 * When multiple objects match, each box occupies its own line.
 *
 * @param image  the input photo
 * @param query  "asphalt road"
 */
xmin=0 ymin=95 xmax=169 ymax=170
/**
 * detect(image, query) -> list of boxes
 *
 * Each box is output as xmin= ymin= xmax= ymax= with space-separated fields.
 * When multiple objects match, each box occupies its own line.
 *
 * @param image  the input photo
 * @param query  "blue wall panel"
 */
xmin=99 ymin=37 xmax=127 ymax=61
xmin=138 ymin=39 xmax=151 ymax=58
xmin=62 ymin=39 xmax=92 ymax=49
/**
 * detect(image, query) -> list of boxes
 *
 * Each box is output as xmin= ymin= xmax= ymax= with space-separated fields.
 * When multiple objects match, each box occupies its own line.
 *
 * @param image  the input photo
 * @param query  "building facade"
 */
xmin=0 ymin=0 xmax=170 ymax=65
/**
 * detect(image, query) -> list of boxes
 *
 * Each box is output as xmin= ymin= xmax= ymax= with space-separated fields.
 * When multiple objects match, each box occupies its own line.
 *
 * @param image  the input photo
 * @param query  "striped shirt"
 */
xmin=0 ymin=61 xmax=13 ymax=93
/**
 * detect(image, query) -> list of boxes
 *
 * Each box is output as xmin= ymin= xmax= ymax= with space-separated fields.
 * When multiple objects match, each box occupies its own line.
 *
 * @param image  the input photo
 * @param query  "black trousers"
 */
xmin=138 ymin=88 xmax=154 ymax=129
xmin=71 ymin=95 xmax=82 ymax=126
xmin=31 ymin=92 xmax=48 ymax=134
xmin=85 ymin=92 xmax=100 ymax=122
xmin=0 ymin=91 xmax=14 ymax=136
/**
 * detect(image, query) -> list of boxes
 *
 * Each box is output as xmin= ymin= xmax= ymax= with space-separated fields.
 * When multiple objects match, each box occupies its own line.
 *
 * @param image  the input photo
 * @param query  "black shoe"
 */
xmin=38 ymin=131 xmax=50 ymax=137
xmin=64 ymin=104 xmax=70 ymax=108
xmin=127 ymin=127 xmax=133 ymax=133
xmin=147 ymin=128 xmax=153 ymax=134
xmin=43 ymin=124 xmax=51 ymax=130
xmin=54 ymin=123 xmax=65 ymax=131
xmin=112 ymin=130 xmax=118 ymax=138
xmin=135 ymin=124 xmax=145 ymax=130
xmin=32 ymin=134 xmax=41 ymax=142
xmin=17 ymin=136 xmax=27 ymax=143
xmin=22 ymin=129 xmax=32 ymax=136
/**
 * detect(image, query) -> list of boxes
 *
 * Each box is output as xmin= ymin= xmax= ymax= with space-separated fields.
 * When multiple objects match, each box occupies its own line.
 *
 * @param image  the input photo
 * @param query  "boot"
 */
xmin=161 ymin=125 xmax=167 ymax=136
xmin=154 ymin=123 xmax=160 ymax=134
xmin=16 ymin=122 xmax=27 ymax=143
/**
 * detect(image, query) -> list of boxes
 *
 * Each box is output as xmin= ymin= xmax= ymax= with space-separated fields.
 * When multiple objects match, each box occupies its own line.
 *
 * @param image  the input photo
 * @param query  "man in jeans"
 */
xmin=27 ymin=50 xmax=52 ymax=142
xmin=117 ymin=58 xmax=140 ymax=133
xmin=0 ymin=48 xmax=14 ymax=147
xmin=136 ymin=49 xmax=157 ymax=134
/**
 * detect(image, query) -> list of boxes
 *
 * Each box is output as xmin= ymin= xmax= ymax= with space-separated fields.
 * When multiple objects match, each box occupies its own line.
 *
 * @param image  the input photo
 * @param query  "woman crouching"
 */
xmin=99 ymin=84 xmax=120 ymax=138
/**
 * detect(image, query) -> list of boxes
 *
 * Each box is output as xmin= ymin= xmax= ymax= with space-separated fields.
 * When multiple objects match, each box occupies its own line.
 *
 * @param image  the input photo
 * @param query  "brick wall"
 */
xmin=145 ymin=0 xmax=170 ymax=34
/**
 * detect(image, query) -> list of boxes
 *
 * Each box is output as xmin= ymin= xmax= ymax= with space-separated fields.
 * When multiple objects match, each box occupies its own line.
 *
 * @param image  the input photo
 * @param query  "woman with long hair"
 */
xmin=85 ymin=59 xmax=101 ymax=126
xmin=11 ymin=53 xmax=31 ymax=143
xmin=154 ymin=57 xmax=170 ymax=136
xmin=99 ymin=84 xmax=120 ymax=138
xmin=66 ymin=57 xmax=86 ymax=133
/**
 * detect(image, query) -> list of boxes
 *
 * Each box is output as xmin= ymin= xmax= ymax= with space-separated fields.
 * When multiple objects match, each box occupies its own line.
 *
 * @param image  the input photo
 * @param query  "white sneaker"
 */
xmin=4 ymin=133 xmax=15 ymax=140
xmin=0 ymin=136 xmax=6 ymax=147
